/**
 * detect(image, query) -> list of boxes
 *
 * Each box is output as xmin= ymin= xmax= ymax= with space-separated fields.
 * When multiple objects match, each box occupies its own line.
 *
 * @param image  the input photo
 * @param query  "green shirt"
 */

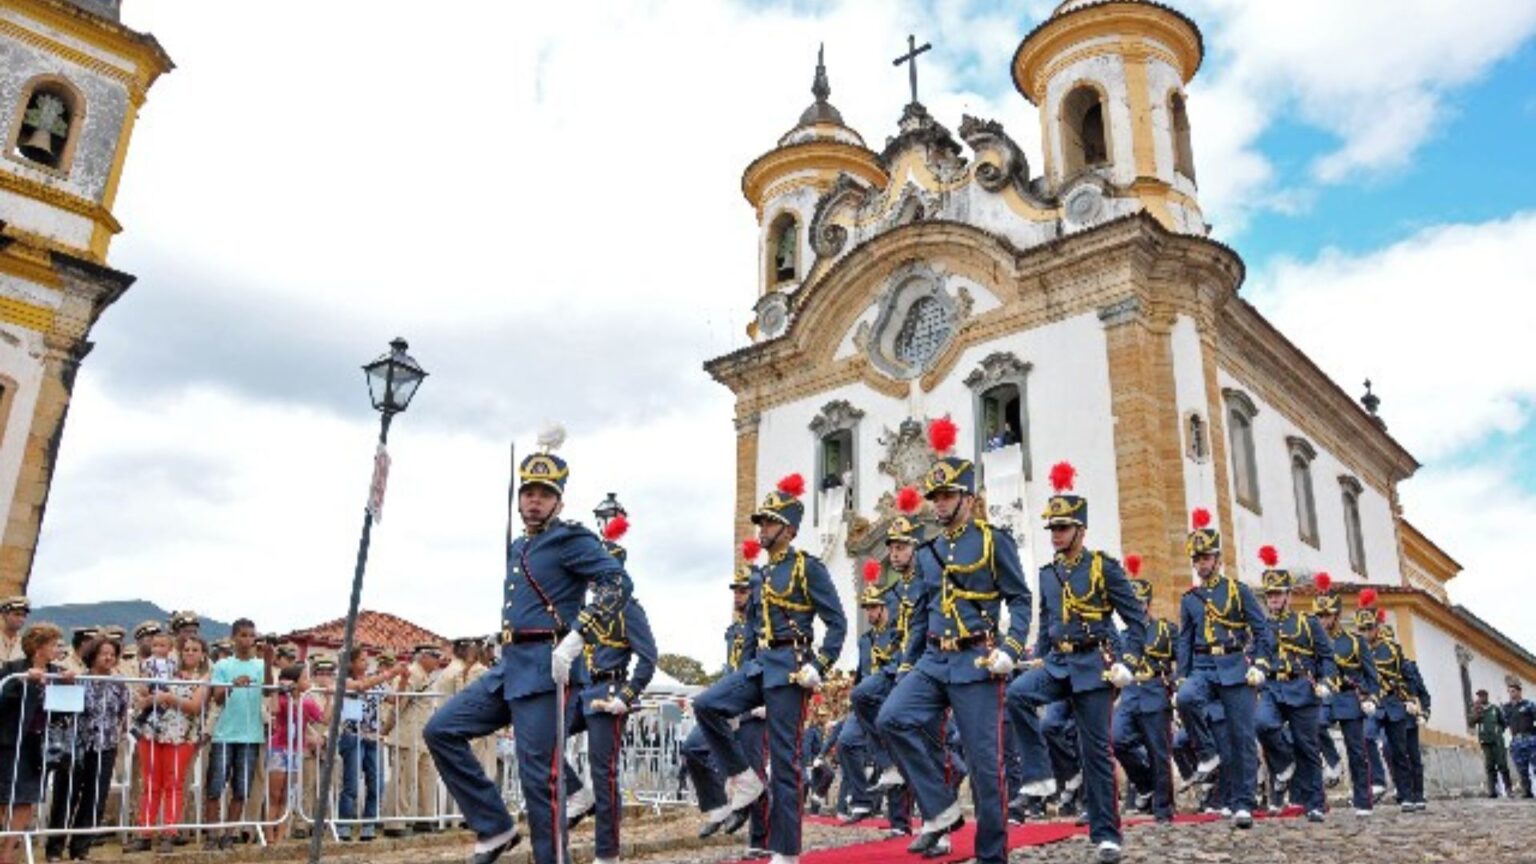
xmin=211 ymin=656 xmax=267 ymax=744
xmin=1470 ymin=703 xmax=1506 ymax=745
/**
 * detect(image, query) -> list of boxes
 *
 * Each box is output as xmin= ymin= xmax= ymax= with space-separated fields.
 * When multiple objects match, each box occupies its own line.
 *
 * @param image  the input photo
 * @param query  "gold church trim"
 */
xmin=1014 ymin=4 xmax=1202 ymax=104
xmin=0 ymin=171 xmax=122 ymax=239
xmin=742 ymin=141 xmax=887 ymax=211
xmin=0 ymin=295 xmax=56 ymax=334
xmin=5 ymin=0 xmax=173 ymax=100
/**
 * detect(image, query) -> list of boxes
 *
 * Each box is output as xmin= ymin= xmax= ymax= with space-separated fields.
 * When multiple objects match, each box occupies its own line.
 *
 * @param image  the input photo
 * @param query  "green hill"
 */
xmin=28 ymin=599 xmax=232 ymax=641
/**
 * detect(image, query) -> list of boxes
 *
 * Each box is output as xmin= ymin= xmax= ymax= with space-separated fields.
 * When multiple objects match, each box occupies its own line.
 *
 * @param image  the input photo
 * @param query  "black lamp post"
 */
xmin=309 ymin=338 xmax=426 ymax=864
xmin=593 ymin=491 xmax=626 ymax=529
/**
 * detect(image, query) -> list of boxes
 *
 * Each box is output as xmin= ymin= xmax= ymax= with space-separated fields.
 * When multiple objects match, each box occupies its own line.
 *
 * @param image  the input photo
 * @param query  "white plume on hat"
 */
xmin=537 ymin=423 xmax=567 ymax=453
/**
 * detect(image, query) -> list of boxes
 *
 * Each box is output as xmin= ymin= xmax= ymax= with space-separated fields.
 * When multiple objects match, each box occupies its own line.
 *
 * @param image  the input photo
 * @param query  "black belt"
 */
xmin=500 ymin=627 xmax=569 ymax=646
xmin=760 ymin=637 xmax=810 ymax=650
xmin=1193 ymin=644 xmax=1244 ymax=656
xmin=588 ymin=668 xmax=626 ymax=683
xmin=1054 ymin=639 xmax=1109 ymax=655
xmin=929 ymin=634 xmax=990 ymax=651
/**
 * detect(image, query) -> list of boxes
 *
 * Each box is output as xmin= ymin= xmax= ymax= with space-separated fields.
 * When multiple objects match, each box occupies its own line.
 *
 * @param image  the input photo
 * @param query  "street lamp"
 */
xmin=309 ymin=338 xmax=427 ymax=864
xmin=593 ymin=491 xmax=626 ymax=529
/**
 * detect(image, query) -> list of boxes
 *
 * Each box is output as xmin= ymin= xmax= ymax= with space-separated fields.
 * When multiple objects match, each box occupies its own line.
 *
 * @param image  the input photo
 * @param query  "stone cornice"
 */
xmin=741 ymin=141 xmax=887 ymax=212
xmin=0 ymin=169 xmax=122 ymax=233
xmin=10 ymin=0 xmax=174 ymax=94
xmin=1013 ymin=1 xmax=1204 ymax=104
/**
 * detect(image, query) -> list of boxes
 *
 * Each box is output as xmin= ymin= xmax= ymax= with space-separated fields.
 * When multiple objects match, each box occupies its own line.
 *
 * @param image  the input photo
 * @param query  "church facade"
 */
xmin=0 ymin=0 xmax=169 ymax=596
xmin=705 ymin=0 xmax=1534 ymax=748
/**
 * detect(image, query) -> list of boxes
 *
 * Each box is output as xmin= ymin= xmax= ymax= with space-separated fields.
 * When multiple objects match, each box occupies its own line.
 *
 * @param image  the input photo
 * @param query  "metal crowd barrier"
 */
xmin=0 ymin=672 xmax=300 ymax=864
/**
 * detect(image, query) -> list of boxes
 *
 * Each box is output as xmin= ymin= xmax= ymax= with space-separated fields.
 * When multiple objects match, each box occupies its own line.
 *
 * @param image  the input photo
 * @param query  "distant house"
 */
xmin=285 ymin=610 xmax=448 ymax=662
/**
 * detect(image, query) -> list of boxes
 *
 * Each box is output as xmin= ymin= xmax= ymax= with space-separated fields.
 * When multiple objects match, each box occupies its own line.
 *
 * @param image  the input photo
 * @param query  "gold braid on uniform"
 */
xmin=1275 ymin=611 xmax=1314 ymax=676
xmin=939 ymin=522 xmax=999 ymax=640
xmin=1201 ymin=576 xmax=1247 ymax=644
xmin=763 ymin=550 xmax=820 ymax=668
xmin=1331 ymin=632 xmax=1366 ymax=693
xmin=895 ymin=570 xmax=918 ymax=672
xmin=728 ymin=613 xmax=747 ymax=671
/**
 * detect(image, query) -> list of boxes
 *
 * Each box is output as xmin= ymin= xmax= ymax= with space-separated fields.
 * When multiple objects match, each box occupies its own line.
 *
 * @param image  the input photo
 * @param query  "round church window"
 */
xmin=893 ymin=295 xmax=951 ymax=368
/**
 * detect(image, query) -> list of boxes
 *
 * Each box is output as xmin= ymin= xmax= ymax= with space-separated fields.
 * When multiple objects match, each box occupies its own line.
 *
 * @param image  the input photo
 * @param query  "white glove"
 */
xmin=1361 ymin=699 xmax=1378 ymax=716
xmin=749 ymin=705 xmax=767 ymax=720
xmin=551 ymin=632 xmax=585 ymax=686
xmin=1108 ymin=663 xmax=1134 ymax=689
xmin=985 ymin=649 xmax=1016 ymax=677
xmin=1314 ymin=683 xmax=1332 ymax=700
xmin=1406 ymin=701 xmax=1421 ymax=717
xmin=812 ymin=756 xmax=824 ymax=770
xmin=591 ymin=697 xmax=629 ymax=716
xmin=794 ymin=663 xmax=822 ymax=690
xmin=1245 ymin=666 xmax=1266 ymax=688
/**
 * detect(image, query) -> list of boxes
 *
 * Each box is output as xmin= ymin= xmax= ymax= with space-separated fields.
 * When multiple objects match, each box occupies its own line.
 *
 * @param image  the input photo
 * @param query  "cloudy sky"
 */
xmin=28 ymin=0 xmax=1536 ymax=662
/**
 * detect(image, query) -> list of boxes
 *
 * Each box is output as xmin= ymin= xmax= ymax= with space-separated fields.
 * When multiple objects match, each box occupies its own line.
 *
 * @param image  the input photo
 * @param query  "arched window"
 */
xmin=964 ymin=352 xmax=1033 ymax=483
xmin=1185 ymin=412 xmax=1209 ymax=463
xmin=1169 ymin=91 xmax=1196 ymax=182
xmin=980 ymin=384 xmax=1023 ymax=452
xmin=809 ymin=400 xmax=863 ymax=524
xmin=1340 ymin=475 xmax=1367 ymax=576
xmin=9 ymin=77 xmax=85 ymax=174
xmin=1287 ymin=436 xmax=1318 ymax=547
xmin=1223 ymin=388 xmax=1261 ymax=513
xmin=767 ymin=213 xmax=798 ymax=285
xmin=1060 ymin=85 xmax=1110 ymax=177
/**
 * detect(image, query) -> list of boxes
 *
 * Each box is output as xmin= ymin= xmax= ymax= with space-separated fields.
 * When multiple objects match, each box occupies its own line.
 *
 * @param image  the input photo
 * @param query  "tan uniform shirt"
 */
xmin=0 ymin=631 xmax=23 ymax=663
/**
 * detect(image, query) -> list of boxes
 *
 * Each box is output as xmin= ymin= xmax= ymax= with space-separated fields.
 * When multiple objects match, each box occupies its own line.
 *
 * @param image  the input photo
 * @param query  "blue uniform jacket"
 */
xmin=1371 ymin=638 xmax=1415 ymax=722
xmin=1035 ymin=550 xmax=1148 ymax=692
xmin=906 ymin=520 xmax=1032 ymax=684
xmin=1325 ymin=628 xmax=1379 ymax=721
xmin=1121 ymin=617 xmax=1177 ymax=714
xmin=805 ymin=723 xmax=828 ymax=764
xmin=498 ymin=520 xmax=632 ymax=699
xmin=575 ymin=597 xmax=657 ymax=709
xmin=1266 ymin=609 xmax=1337 ymax=707
xmin=744 ymin=547 xmax=846 ymax=688
xmin=1176 ymin=574 xmax=1274 ymax=687
xmin=855 ymin=622 xmax=899 ymax=685
xmin=1404 ymin=655 xmax=1430 ymax=718
xmin=719 ymin=613 xmax=757 ymax=677
xmin=889 ymin=568 xmax=927 ymax=676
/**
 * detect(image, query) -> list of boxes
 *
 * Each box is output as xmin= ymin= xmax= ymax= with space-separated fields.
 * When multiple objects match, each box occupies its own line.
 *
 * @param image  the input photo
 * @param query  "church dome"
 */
xmin=776 ymin=45 xmax=866 ymax=148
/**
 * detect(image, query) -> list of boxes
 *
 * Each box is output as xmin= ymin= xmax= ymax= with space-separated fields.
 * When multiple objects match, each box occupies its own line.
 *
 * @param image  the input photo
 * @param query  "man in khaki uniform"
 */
xmin=387 ymin=643 xmax=443 ymax=831
xmin=0 ymin=597 xmax=28 ymax=662
xmin=294 ymin=654 xmax=336 ymax=836
xmin=61 ymin=626 xmax=100 ymax=674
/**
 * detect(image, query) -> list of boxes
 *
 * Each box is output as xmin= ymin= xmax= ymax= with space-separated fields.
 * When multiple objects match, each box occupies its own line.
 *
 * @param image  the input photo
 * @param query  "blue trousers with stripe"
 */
xmin=680 ymin=720 xmax=767 ymax=847
xmin=1008 ymin=670 xmax=1120 ymax=845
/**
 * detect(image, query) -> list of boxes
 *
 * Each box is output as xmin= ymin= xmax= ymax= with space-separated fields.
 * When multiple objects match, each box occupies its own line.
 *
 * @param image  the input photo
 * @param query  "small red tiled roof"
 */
xmin=284 ymin=610 xmax=447 ymax=658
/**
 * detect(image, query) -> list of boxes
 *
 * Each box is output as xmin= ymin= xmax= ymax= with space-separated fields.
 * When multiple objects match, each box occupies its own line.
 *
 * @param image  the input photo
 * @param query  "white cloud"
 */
xmin=1246 ymin=212 xmax=1536 ymax=649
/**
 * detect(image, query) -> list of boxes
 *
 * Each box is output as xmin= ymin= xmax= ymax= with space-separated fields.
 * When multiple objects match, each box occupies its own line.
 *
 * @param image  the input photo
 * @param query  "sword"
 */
xmin=554 ymin=679 xmax=568 ymax=864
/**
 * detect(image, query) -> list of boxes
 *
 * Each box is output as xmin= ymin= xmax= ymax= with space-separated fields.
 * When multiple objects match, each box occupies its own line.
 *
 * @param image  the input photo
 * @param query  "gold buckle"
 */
xmin=1058 ymin=641 xmax=1073 ymax=654
xmin=1210 ymin=646 xmax=1226 ymax=656
xmin=500 ymin=627 xmax=514 ymax=646
xmin=939 ymin=636 xmax=959 ymax=652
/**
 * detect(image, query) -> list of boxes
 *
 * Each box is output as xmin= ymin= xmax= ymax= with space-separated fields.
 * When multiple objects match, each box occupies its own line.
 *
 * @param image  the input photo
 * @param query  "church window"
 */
xmin=1169 ymin=91 xmax=1196 ymax=182
xmin=1340 ymin=475 xmax=1367 ymax=576
xmin=1185 ymin=412 xmax=1209 ymax=463
xmin=809 ymin=400 xmax=863 ymax=524
xmin=981 ymin=385 xmax=1022 ymax=452
xmin=9 ymin=77 xmax=84 ymax=174
xmin=1061 ymin=85 xmax=1110 ymax=177
xmin=893 ymin=296 xmax=950 ymax=369
xmin=1455 ymin=645 xmax=1474 ymax=723
xmin=964 ymin=352 xmax=1033 ymax=483
xmin=1223 ymin=388 xmax=1261 ymax=514
xmin=1287 ymin=437 xmax=1319 ymax=548
xmin=768 ymin=213 xmax=798 ymax=285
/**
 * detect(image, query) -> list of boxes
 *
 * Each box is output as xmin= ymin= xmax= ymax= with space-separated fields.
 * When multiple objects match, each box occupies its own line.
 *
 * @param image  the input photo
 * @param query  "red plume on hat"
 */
xmin=1376 ymin=607 xmax=1388 ymax=623
xmin=927 ymin=416 xmax=958 ymax=455
xmin=895 ymin=485 xmax=923 ymax=514
xmin=1258 ymin=545 xmax=1279 ymax=568
xmin=1358 ymin=587 xmax=1378 ymax=608
xmin=777 ymin=473 xmax=806 ymax=498
xmin=1313 ymin=571 xmax=1332 ymax=592
xmin=1048 ymin=461 xmax=1076 ymax=493
xmin=1125 ymin=554 xmax=1142 ymax=577
xmin=741 ymin=538 xmax=761 ymax=562
xmin=602 ymin=515 xmax=629 ymax=542
xmin=1190 ymin=507 xmax=1212 ymax=529
xmin=862 ymin=559 xmax=882 ymax=584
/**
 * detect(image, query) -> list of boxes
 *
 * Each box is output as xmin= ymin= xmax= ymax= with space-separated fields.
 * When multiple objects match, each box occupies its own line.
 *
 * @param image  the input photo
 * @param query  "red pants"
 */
xmin=138 ymin=741 xmax=196 ymax=834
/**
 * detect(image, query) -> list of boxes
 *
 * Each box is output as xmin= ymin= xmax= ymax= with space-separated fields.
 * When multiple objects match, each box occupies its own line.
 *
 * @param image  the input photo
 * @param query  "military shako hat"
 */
xmin=1311 ymin=572 xmax=1342 ymax=616
xmin=922 ymin=418 xmax=975 ymax=498
xmin=887 ymin=486 xmax=923 ymax=545
xmin=751 ymin=473 xmax=807 ymax=531
xmin=1186 ymin=508 xmax=1221 ymax=558
xmin=1125 ymin=555 xmax=1152 ymax=603
xmin=1258 ymin=546 xmax=1292 ymax=592
xmin=1041 ymin=461 xmax=1086 ymax=527
xmin=518 ymin=424 xmax=570 ymax=496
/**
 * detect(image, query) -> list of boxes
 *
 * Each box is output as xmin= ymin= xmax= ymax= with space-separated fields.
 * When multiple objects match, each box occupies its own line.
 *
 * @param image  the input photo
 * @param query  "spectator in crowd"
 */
xmin=0 ymin=598 xmax=28 ymax=663
xmin=202 ymin=619 xmax=271 ymax=851
xmin=266 ymin=664 xmax=321 ymax=843
xmin=44 ymin=637 xmax=130 ymax=862
xmin=169 ymin=612 xmax=200 ymax=643
xmin=129 ymin=634 xmax=209 ymax=853
xmin=386 ymin=643 xmax=442 ymax=834
xmin=61 ymin=627 xmax=98 ymax=675
xmin=133 ymin=631 xmax=178 ymax=732
xmin=0 ymin=622 xmax=72 ymax=864
xmin=339 ymin=650 xmax=402 ymax=841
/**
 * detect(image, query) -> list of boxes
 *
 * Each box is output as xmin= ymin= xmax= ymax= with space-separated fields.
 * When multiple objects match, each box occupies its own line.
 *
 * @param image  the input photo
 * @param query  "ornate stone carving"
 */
xmin=808 ymin=399 xmax=865 ymax=437
xmin=962 ymin=351 xmax=1033 ymax=390
xmin=877 ymin=418 xmax=933 ymax=489
xmin=958 ymin=114 xmax=1030 ymax=195
xmin=808 ymin=173 xmax=869 ymax=259
xmin=955 ymin=285 xmax=974 ymax=321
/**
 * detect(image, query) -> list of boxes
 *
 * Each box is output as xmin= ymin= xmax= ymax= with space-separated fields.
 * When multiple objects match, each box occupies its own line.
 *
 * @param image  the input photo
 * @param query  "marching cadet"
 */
xmin=1360 ymin=601 xmax=1421 ymax=813
xmin=856 ymin=488 xmax=926 ymax=804
xmin=877 ymin=419 xmax=1030 ymax=864
xmin=0 ymin=597 xmax=29 ymax=662
xmin=1378 ymin=621 xmax=1430 ymax=811
xmin=423 ymin=428 xmax=632 ymax=864
xmin=834 ymin=569 xmax=900 ymax=826
xmin=1008 ymin=462 xmax=1143 ymax=864
xmin=1110 ymin=555 xmax=1177 ymax=823
xmin=684 ymin=560 xmax=769 ymax=856
xmin=691 ymin=472 xmax=846 ymax=864
xmin=561 ymin=523 xmax=657 ymax=864
xmin=1503 ymin=682 xmax=1536 ymax=799
xmin=1252 ymin=551 xmax=1336 ymax=823
xmin=1312 ymin=577 xmax=1381 ymax=816
xmin=1174 ymin=507 xmax=1274 ymax=829
xmin=388 ymin=642 xmax=445 ymax=831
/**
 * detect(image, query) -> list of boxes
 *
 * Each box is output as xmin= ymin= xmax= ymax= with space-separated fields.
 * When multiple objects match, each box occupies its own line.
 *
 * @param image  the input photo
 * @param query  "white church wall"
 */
xmin=0 ymin=321 xmax=48 ymax=540
xmin=1216 ymin=368 xmax=1401 ymax=585
xmin=1404 ymin=613 xmax=1536 ymax=741
xmin=0 ymin=190 xmax=94 ymax=250
xmin=1170 ymin=314 xmax=1219 ymax=523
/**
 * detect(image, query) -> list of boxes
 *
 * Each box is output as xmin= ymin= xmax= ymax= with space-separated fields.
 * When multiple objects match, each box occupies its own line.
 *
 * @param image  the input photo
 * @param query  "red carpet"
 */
xmin=726 ymin=809 xmax=1300 ymax=863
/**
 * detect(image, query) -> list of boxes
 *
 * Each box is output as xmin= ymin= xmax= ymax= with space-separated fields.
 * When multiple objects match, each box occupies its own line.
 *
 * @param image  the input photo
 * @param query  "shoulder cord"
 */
xmin=1060 ymin=552 xmax=1111 ymax=624
xmin=762 ymin=552 xmax=813 ymax=645
xmin=1201 ymin=576 xmax=1248 ymax=644
xmin=933 ymin=522 xmax=1000 ymax=641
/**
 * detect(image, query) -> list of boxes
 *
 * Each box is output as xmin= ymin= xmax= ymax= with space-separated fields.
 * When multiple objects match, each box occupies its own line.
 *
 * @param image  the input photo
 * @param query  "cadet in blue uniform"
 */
xmin=683 ymin=564 xmax=769 ymax=854
xmin=1252 ymin=555 xmax=1336 ymax=822
xmin=876 ymin=420 xmax=1031 ymax=864
xmin=1312 ymin=581 xmax=1381 ymax=816
xmin=1378 ymin=622 xmax=1430 ymax=811
xmin=1173 ymin=507 xmax=1274 ymax=829
xmin=1007 ymin=462 xmax=1144 ymax=864
xmin=1363 ymin=609 xmax=1420 ymax=813
xmin=691 ymin=473 xmax=847 ymax=864
xmin=424 ymin=436 xmax=632 ymax=864
xmin=1110 ymin=556 xmax=1177 ymax=823
xmin=559 ymin=529 xmax=657 ymax=864
xmin=1502 ymin=682 xmax=1536 ymax=799
xmin=856 ymin=496 xmax=926 ymax=803
xmin=837 ymin=577 xmax=900 ymax=824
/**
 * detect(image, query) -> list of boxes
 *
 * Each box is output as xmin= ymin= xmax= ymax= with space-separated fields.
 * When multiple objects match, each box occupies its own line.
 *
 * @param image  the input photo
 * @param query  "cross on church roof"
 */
xmin=892 ymin=34 xmax=932 ymax=107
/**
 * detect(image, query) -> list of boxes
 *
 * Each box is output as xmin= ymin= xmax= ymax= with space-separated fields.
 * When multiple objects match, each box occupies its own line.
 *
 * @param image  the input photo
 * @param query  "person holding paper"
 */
xmin=0 ymin=621 xmax=73 ymax=864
